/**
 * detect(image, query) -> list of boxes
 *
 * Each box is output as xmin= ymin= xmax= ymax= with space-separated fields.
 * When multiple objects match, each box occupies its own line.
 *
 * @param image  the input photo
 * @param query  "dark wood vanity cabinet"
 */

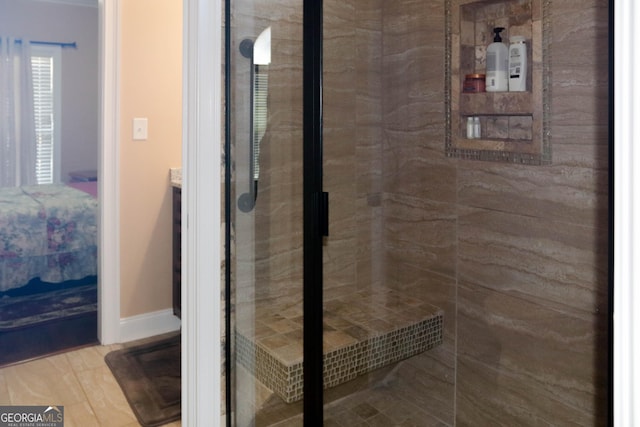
xmin=172 ymin=186 xmax=181 ymax=318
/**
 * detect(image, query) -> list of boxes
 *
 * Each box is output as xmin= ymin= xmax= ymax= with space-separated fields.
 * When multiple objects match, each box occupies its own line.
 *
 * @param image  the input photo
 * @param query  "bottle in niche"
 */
xmin=466 ymin=117 xmax=475 ymax=139
xmin=485 ymin=27 xmax=509 ymax=92
xmin=473 ymin=117 xmax=481 ymax=139
xmin=508 ymin=36 xmax=527 ymax=92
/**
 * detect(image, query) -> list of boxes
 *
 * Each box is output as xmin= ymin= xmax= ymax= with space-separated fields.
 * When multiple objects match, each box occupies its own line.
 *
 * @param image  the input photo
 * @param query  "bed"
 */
xmin=0 ymin=183 xmax=98 ymax=292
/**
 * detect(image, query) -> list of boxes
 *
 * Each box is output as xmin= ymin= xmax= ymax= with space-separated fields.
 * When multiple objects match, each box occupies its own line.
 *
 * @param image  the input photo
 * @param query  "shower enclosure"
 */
xmin=228 ymin=1 xmax=450 ymax=425
xmin=225 ymin=0 xmax=609 ymax=425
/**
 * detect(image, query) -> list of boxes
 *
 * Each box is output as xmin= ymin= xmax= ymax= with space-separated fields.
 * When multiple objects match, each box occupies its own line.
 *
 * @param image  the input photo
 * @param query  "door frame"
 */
xmin=613 ymin=0 xmax=640 ymax=423
xmin=182 ymin=0 xmax=223 ymax=424
xmin=98 ymin=0 xmax=120 ymax=346
xmin=100 ymin=1 xmax=223 ymax=425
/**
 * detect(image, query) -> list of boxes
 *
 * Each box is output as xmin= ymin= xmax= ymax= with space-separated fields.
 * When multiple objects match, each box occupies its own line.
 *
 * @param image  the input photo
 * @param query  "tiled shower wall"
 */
xmin=234 ymin=0 xmax=388 ymax=328
xmin=382 ymin=0 xmax=609 ymax=425
xmin=381 ymin=1 xmax=458 ymax=423
xmin=225 ymin=0 xmax=609 ymax=424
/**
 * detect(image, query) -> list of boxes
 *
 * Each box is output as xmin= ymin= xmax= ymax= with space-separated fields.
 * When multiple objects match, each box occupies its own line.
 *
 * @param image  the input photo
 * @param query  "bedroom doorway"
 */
xmin=0 ymin=0 xmax=100 ymax=366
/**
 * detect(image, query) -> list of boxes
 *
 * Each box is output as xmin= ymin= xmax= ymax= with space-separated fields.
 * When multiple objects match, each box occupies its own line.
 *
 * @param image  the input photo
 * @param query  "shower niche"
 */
xmin=445 ymin=0 xmax=551 ymax=165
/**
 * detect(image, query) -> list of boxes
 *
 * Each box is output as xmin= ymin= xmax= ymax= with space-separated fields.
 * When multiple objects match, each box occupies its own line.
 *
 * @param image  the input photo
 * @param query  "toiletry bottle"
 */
xmin=485 ymin=27 xmax=508 ymax=92
xmin=466 ymin=117 xmax=474 ymax=139
xmin=473 ymin=117 xmax=481 ymax=139
xmin=508 ymin=36 xmax=527 ymax=92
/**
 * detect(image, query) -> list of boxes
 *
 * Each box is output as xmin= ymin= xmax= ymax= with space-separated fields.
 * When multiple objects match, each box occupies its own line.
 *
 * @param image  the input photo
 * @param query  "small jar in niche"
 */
xmin=463 ymin=73 xmax=486 ymax=93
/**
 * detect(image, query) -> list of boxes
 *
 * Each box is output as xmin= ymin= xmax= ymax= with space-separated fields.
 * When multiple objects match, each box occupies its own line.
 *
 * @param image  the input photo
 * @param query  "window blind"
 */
xmin=30 ymin=44 xmax=60 ymax=185
xmin=31 ymin=55 xmax=55 ymax=184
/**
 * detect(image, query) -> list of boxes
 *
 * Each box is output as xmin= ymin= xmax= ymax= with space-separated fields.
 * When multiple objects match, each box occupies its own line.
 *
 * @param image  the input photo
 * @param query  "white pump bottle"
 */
xmin=485 ymin=27 xmax=509 ymax=92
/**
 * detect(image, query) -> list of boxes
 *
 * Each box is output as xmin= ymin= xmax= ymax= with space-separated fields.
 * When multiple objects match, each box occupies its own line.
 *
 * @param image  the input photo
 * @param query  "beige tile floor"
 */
xmin=0 ymin=343 xmax=181 ymax=427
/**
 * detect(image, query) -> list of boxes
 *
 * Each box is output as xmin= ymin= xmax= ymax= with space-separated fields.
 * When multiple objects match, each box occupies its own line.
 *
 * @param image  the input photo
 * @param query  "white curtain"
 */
xmin=0 ymin=36 xmax=36 ymax=188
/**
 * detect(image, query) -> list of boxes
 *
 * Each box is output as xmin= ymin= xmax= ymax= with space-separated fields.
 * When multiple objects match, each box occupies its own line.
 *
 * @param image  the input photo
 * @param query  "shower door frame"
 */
xmin=302 ymin=0 xmax=326 ymax=424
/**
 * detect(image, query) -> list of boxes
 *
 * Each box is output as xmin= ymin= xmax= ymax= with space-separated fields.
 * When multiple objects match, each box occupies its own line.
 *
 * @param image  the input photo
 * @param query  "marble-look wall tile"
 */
xmin=385 ymin=264 xmax=456 ymax=345
xmin=382 ymin=128 xmax=457 ymax=203
xmin=456 ymin=281 xmax=607 ymax=426
xmin=355 ymin=196 xmax=384 ymax=290
xmin=251 ymin=33 xmax=304 ymax=299
xmin=391 ymin=346 xmax=456 ymax=426
xmin=231 ymin=0 xmax=302 ymax=42
xmin=551 ymin=3 xmax=609 ymax=67
xmin=450 ymin=7 xmax=609 ymax=421
xmin=354 ymin=0 xmax=382 ymax=31
xmin=552 ymin=140 xmax=609 ymax=171
xmin=551 ymin=68 xmax=609 ymax=131
xmin=380 ymin=1 xmax=456 ymax=423
xmin=380 ymin=0 xmax=452 ymax=209
xmin=457 ymin=162 xmax=608 ymax=228
xmin=382 ymin=0 xmax=444 ymax=52
xmin=383 ymin=193 xmax=457 ymax=279
xmin=384 ymin=264 xmax=456 ymax=425
xmin=458 ymin=205 xmax=608 ymax=315
xmin=381 ymin=0 xmax=444 ymax=138
xmin=325 ymin=0 xmax=368 ymax=294
xmin=324 ymin=189 xmax=357 ymax=290
xmin=355 ymin=128 xmax=383 ymax=197
xmin=324 ymin=129 xmax=357 ymax=190
xmin=550 ymin=0 xmax=609 ymax=171
xmin=355 ymin=5 xmax=383 ymax=196
xmin=353 ymin=1 xmax=384 ymax=293
xmin=382 ymin=51 xmax=445 ymax=131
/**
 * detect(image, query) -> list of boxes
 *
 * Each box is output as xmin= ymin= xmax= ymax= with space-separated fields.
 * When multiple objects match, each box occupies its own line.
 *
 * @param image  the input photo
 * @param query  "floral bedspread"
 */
xmin=0 ymin=184 xmax=98 ymax=291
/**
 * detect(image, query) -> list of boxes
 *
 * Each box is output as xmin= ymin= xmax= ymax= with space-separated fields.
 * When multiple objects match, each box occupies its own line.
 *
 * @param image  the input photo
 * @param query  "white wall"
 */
xmin=0 ymin=0 xmax=99 ymax=181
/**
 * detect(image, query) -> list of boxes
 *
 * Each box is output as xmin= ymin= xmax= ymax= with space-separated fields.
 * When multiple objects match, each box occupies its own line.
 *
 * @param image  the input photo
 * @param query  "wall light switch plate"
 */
xmin=133 ymin=118 xmax=148 ymax=140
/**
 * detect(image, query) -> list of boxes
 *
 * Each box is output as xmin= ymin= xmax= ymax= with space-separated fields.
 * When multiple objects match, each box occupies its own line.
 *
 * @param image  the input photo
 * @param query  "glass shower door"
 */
xmin=320 ymin=0 xmax=447 ymax=424
xmin=228 ymin=1 xmax=308 ymax=425
xmin=229 ymin=0 xmax=445 ymax=425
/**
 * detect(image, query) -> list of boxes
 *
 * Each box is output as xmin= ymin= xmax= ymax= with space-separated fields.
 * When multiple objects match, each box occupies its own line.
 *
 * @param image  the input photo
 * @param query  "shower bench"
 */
xmin=235 ymin=287 xmax=443 ymax=403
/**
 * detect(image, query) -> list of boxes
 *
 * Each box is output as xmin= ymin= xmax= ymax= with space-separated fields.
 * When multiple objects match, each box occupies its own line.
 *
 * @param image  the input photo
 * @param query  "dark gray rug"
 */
xmin=105 ymin=334 xmax=181 ymax=427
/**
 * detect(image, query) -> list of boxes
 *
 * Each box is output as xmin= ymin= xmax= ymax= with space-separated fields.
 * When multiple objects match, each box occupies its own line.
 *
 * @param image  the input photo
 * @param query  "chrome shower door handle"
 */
xmin=238 ymin=38 xmax=258 ymax=213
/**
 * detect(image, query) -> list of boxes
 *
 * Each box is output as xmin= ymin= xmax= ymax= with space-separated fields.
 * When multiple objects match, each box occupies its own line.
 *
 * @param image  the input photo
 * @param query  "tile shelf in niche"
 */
xmin=459 ymin=92 xmax=532 ymax=115
xmin=460 ymin=114 xmax=534 ymax=144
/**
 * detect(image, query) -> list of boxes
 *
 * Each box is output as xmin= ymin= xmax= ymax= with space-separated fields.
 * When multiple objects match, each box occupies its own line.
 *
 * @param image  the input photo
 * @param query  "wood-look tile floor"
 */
xmin=0 ymin=343 xmax=181 ymax=427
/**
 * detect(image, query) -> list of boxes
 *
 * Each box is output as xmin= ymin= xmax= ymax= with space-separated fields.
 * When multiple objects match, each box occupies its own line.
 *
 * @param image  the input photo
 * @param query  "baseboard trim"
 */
xmin=119 ymin=309 xmax=181 ymax=343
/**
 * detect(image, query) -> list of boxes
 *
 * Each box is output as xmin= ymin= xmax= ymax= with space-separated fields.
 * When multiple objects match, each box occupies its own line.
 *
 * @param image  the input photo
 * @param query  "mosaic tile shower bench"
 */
xmin=235 ymin=288 xmax=444 ymax=403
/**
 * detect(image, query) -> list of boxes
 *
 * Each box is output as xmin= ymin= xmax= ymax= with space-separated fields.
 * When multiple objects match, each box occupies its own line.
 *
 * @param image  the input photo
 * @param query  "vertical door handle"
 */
xmin=238 ymin=38 xmax=258 ymax=213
